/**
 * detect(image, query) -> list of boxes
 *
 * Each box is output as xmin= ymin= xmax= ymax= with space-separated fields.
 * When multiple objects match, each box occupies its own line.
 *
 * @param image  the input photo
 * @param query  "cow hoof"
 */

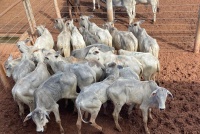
xmin=119 ymin=116 xmax=123 ymax=121
xmin=60 ymin=130 xmax=64 ymax=134
xmin=44 ymin=125 xmax=47 ymax=131
xmin=116 ymin=127 xmax=122 ymax=132
xmin=23 ymin=122 xmax=27 ymax=127
xmin=100 ymin=128 xmax=104 ymax=134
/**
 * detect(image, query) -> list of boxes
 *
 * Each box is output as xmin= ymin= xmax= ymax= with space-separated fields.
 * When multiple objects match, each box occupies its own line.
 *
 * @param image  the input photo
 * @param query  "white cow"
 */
xmin=54 ymin=18 xmax=72 ymax=57
xmin=107 ymin=79 xmax=173 ymax=134
xmin=128 ymin=20 xmax=159 ymax=58
xmin=85 ymin=47 xmax=143 ymax=77
xmin=34 ymin=25 xmax=54 ymax=50
xmin=103 ymin=21 xmax=138 ymax=51
xmin=119 ymin=49 xmax=160 ymax=80
xmin=66 ymin=19 xmax=86 ymax=50
xmin=79 ymin=15 xmax=112 ymax=47
xmin=101 ymin=0 xmax=159 ymax=23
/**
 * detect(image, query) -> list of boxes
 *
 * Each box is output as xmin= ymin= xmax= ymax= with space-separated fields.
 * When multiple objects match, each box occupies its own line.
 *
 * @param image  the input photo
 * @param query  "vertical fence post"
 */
xmin=22 ymin=0 xmax=36 ymax=43
xmin=107 ymin=0 xmax=113 ymax=22
xmin=194 ymin=6 xmax=200 ymax=53
xmin=0 ymin=64 xmax=11 ymax=90
xmin=53 ymin=0 xmax=61 ymax=18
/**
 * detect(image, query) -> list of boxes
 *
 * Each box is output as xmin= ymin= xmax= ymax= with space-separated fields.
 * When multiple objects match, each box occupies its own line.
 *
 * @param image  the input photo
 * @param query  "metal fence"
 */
xmin=0 ymin=0 xmax=199 ymax=89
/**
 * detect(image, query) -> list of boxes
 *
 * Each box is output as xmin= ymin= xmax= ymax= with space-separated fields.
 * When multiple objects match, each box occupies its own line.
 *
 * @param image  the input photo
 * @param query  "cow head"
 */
xmin=4 ymin=55 xmax=14 ymax=77
xmin=32 ymin=49 xmax=46 ymax=63
xmin=44 ymin=50 xmax=62 ymax=64
xmin=105 ymin=62 xmax=119 ymax=78
xmin=16 ymin=38 xmax=31 ymax=54
xmin=35 ymin=25 xmax=45 ymax=36
xmin=150 ymin=87 xmax=173 ymax=110
xmin=54 ymin=17 xmax=67 ymax=32
xmin=79 ymin=15 xmax=94 ymax=30
xmin=65 ymin=19 xmax=74 ymax=31
xmin=24 ymin=108 xmax=49 ymax=133
xmin=85 ymin=47 xmax=104 ymax=65
xmin=128 ymin=20 xmax=145 ymax=36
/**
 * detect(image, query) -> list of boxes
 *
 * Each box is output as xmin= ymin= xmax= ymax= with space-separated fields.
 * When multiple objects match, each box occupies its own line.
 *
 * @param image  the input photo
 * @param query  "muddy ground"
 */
xmin=0 ymin=0 xmax=200 ymax=134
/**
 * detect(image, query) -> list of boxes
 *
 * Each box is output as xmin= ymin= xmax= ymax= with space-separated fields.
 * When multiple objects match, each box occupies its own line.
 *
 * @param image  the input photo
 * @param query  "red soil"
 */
xmin=0 ymin=0 xmax=200 ymax=134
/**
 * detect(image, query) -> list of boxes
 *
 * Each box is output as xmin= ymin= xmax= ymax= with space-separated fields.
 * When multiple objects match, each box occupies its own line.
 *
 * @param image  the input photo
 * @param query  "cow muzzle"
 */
xmin=159 ymin=108 xmax=165 ymax=111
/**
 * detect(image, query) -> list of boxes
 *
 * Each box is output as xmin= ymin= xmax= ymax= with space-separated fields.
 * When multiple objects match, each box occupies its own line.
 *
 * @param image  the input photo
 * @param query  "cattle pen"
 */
xmin=0 ymin=0 xmax=200 ymax=134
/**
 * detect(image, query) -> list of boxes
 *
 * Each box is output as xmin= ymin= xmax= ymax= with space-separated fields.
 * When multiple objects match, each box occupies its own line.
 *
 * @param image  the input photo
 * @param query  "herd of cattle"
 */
xmin=4 ymin=7 xmax=172 ymax=134
xmin=67 ymin=0 xmax=159 ymax=24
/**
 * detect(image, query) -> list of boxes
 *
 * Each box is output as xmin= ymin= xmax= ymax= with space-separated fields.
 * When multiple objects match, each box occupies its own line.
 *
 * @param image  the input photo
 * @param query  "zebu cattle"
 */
xmin=107 ymin=79 xmax=173 ymax=134
xmin=128 ymin=20 xmax=159 ymax=58
xmin=85 ymin=47 xmax=143 ymax=77
xmin=79 ymin=15 xmax=112 ymax=47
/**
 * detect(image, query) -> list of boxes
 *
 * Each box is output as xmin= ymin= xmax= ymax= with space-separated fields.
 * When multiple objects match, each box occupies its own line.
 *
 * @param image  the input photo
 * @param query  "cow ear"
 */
xmin=167 ymin=90 xmax=173 ymax=98
xmin=89 ymin=15 xmax=94 ymax=19
xmin=117 ymin=65 xmax=123 ymax=69
xmin=150 ymin=89 xmax=158 ymax=98
xmin=139 ymin=20 xmax=145 ymax=24
xmin=112 ymin=20 xmax=117 ymax=24
xmin=108 ymin=62 xmax=116 ymax=67
xmin=54 ymin=19 xmax=58 ymax=23
xmin=24 ymin=112 xmax=32 ymax=122
xmin=44 ymin=111 xmax=50 ymax=120
xmin=8 ymin=54 xmax=13 ymax=61
xmin=25 ymin=38 xmax=30 ymax=43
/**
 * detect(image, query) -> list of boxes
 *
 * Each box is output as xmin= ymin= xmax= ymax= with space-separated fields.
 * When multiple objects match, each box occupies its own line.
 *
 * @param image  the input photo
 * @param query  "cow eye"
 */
xmin=134 ymin=24 xmax=137 ymax=26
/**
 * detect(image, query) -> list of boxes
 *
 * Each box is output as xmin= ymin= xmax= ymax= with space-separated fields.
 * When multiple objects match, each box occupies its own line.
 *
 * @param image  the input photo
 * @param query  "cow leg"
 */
xmin=17 ymin=101 xmax=24 ymax=118
xmin=72 ymin=99 xmax=77 ymax=114
xmin=126 ymin=7 xmax=135 ymax=25
xmin=148 ymin=108 xmax=153 ymax=120
xmin=69 ymin=6 xmax=73 ymax=20
xmin=78 ymin=4 xmax=82 ymax=16
xmin=103 ymin=102 xmax=108 ymax=115
xmin=140 ymin=106 xmax=150 ymax=134
xmin=112 ymin=102 xmax=123 ymax=132
xmin=29 ymin=103 xmax=34 ymax=112
xmin=89 ymin=110 xmax=103 ymax=132
xmin=76 ymin=109 xmax=82 ymax=134
xmin=97 ymin=0 xmax=100 ymax=9
xmin=84 ymin=111 xmax=89 ymax=120
xmin=17 ymin=100 xmax=27 ymax=126
xmin=93 ymin=0 xmax=96 ymax=11
xmin=128 ymin=104 xmax=135 ymax=116
xmin=52 ymin=104 xmax=64 ymax=134
xmin=152 ymin=5 xmax=157 ymax=23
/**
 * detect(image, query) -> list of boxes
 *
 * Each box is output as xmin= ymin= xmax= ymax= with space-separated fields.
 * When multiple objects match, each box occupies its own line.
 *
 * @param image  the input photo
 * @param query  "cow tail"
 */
xmin=77 ymin=103 xmax=89 ymax=124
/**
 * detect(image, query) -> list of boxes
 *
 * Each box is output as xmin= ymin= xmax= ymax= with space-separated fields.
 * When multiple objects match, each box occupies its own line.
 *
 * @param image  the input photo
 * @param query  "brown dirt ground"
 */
xmin=0 ymin=0 xmax=200 ymax=134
